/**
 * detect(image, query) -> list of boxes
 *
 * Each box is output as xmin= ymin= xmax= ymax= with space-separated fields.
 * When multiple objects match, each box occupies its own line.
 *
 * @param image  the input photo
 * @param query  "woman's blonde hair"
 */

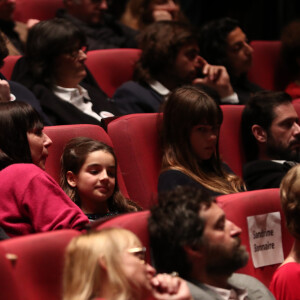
xmin=63 ymin=228 xmax=143 ymax=300
xmin=280 ymin=165 xmax=300 ymax=240
xmin=161 ymin=85 xmax=245 ymax=194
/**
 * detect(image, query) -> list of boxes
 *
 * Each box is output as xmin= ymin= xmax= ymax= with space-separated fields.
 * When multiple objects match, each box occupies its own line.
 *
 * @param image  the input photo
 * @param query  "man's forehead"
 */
xmin=227 ymin=27 xmax=246 ymax=46
xmin=272 ymin=103 xmax=298 ymax=122
xmin=199 ymin=202 xmax=225 ymax=225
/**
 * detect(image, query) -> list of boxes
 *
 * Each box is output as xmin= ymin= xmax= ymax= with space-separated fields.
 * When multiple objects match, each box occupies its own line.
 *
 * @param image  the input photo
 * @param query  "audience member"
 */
xmin=0 ymin=0 xmax=38 ymax=55
xmin=63 ymin=227 xmax=192 ymax=300
xmin=113 ymin=21 xmax=238 ymax=114
xmin=56 ymin=0 xmax=138 ymax=50
xmin=242 ymin=90 xmax=300 ymax=190
xmin=198 ymin=17 xmax=263 ymax=104
xmin=269 ymin=165 xmax=300 ymax=300
xmin=281 ymin=19 xmax=300 ymax=99
xmin=0 ymin=30 xmax=51 ymax=124
xmin=120 ymin=0 xmax=187 ymax=31
xmin=158 ymin=86 xmax=245 ymax=196
xmin=60 ymin=137 xmax=140 ymax=222
xmin=149 ymin=185 xmax=275 ymax=300
xmin=11 ymin=18 xmax=120 ymax=126
xmin=0 ymin=101 xmax=89 ymax=237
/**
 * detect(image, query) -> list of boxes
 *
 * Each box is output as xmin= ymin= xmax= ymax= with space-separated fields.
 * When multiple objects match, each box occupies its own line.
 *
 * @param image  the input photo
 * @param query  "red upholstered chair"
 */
xmin=13 ymin=0 xmax=64 ymax=22
xmin=97 ymin=210 xmax=151 ymax=263
xmin=248 ymin=40 xmax=291 ymax=91
xmin=0 ymin=55 xmax=22 ymax=80
xmin=44 ymin=124 xmax=128 ymax=198
xmin=85 ymin=49 xmax=141 ymax=98
xmin=217 ymin=189 xmax=293 ymax=287
xmin=107 ymin=113 xmax=162 ymax=209
xmin=0 ymin=245 xmax=21 ymax=300
xmin=219 ymin=105 xmax=245 ymax=178
xmin=0 ymin=229 xmax=80 ymax=300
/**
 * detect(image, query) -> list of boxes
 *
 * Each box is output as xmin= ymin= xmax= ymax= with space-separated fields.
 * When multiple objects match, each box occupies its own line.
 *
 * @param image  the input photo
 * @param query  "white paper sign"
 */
xmin=247 ymin=212 xmax=284 ymax=268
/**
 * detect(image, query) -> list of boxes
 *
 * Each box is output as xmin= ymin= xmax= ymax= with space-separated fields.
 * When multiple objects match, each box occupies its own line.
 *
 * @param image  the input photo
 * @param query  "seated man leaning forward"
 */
xmin=242 ymin=90 xmax=300 ymax=190
xmin=149 ymin=185 xmax=275 ymax=300
xmin=113 ymin=20 xmax=238 ymax=114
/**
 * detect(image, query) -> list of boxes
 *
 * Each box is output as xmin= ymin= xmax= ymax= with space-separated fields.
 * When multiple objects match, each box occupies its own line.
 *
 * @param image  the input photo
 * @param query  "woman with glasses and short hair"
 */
xmin=11 ymin=18 xmax=120 ymax=126
xmin=158 ymin=85 xmax=245 ymax=196
xmin=63 ymin=227 xmax=192 ymax=300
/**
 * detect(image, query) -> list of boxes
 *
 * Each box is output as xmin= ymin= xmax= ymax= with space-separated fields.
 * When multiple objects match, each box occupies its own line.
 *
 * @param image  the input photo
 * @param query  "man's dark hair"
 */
xmin=134 ymin=21 xmax=198 ymax=84
xmin=241 ymin=90 xmax=292 ymax=161
xmin=198 ymin=17 xmax=240 ymax=75
xmin=148 ymin=185 xmax=213 ymax=279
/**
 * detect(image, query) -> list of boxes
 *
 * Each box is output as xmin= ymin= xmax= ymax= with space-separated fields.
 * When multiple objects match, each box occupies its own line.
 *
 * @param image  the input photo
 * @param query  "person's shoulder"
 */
xmin=244 ymin=160 xmax=285 ymax=170
xmin=229 ymin=273 xmax=275 ymax=299
xmin=271 ymin=262 xmax=300 ymax=282
xmin=114 ymin=81 xmax=148 ymax=93
xmin=0 ymin=163 xmax=45 ymax=181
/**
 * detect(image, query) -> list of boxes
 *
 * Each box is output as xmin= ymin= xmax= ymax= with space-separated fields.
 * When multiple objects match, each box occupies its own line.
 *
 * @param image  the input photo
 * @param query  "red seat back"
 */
xmin=0 ymin=55 xmax=22 ymax=80
xmin=217 ymin=189 xmax=293 ymax=287
xmin=219 ymin=105 xmax=245 ymax=177
xmin=13 ymin=0 xmax=64 ymax=22
xmin=97 ymin=211 xmax=151 ymax=263
xmin=0 ymin=229 xmax=80 ymax=300
xmin=44 ymin=124 xmax=128 ymax=197
xmin=248 ymin=40 xmax=291 ymax=91
xmin=85 ymin=49 xmax=141 ymax=98
xmin=107 ymin=114 xmax=162 ymax=209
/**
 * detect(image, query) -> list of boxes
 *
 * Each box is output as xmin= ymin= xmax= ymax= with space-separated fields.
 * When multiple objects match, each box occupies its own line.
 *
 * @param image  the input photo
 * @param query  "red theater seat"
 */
xmin=13 ymin=0 xmax=64 ymax=22
xmin=217 ymin=189 xmax=293 ymax=287
xmin=248 ymin=40 xmax=291 ymax=91
xmin=85 ymin=49 xmax=141 ymax=98
xmin=0 ymin=55 xmax=22 ymax=80
xmin=0 ymin=229 xmax=80 ymax=300
xmin=44 ymin=124 xmax=128 ymax=198
xmin=107 ymin=113 xmax=162 ymax=209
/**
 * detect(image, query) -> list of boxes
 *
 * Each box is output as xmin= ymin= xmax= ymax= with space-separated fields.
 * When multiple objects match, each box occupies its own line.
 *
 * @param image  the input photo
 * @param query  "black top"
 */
xmin=243 ymin=160 xmax=294 ymax=191
xmin=0 ymin=19 xmax=24 ymax=53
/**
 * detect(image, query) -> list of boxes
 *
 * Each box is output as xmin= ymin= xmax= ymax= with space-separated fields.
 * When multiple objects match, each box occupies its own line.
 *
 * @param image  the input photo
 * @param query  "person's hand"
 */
xmin=151 ymin=273 xmax=193 ymax=300
xmin=0 ymin=80 xmax=11 ymax=102
xmin=152 ymin=10 xmax=173 ymax=21
xmin=193 ymin=60 xmax=234 ymax=98
xmin=27 ymin=19 xmax=40 ymax=29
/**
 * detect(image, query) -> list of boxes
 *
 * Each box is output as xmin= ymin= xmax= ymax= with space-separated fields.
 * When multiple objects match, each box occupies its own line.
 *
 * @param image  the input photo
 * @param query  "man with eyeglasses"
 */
xmin=149 ymin=186 xmax=275 ymax=300
xmin=56 ymin=0 xmax=138 ymax=50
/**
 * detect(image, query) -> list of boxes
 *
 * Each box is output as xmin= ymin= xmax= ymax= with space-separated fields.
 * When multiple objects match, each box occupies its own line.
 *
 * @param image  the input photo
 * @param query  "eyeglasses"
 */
xmin=127 ymin=247 xmax=147 ymax=262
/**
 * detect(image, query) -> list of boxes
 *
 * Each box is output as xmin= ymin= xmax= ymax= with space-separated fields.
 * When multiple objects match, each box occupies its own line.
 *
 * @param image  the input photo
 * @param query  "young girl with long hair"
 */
xmin=159 ymin=85 xmax=245 ymax=196
xmin=60 ymin=137 xmax=140 ymax=221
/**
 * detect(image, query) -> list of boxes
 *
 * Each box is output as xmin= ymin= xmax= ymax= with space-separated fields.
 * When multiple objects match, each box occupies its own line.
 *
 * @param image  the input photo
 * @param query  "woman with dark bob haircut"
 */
xmin=11 ymin=18 xmax=120 ymax=125
xmin=0 ymin=101 xmax=88 ymax=237
xmin=158 ymin=85 xmax=245 ymax=196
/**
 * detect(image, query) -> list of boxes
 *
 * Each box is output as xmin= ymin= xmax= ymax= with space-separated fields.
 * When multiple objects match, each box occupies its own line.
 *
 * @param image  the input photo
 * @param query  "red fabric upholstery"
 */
xmin=97 ymin=211 xmax=151 ymax=263
xmin=219 ymin=105 xmax=245 ymax=178
xmin=0 ymin=245 xmax=21 ymax=300
xmin=248 ymin=40 xmax=291 ymax=91
xmin=0 ymin=55 xmax=22 ymax=80
xmin=107 ymin=113 xmax=162 ymax=209
xmin=44 ymin=124 xmax=128 ymax=198
xmin=13 ymin=0 xmax=64 ymax=22
xmin=217 ymin=189 xmax=293 ymax=287
xmin=0 ymin=229 xmax=80 ymax=300
xmin=85 ymin=49 xmax=141 ymax=98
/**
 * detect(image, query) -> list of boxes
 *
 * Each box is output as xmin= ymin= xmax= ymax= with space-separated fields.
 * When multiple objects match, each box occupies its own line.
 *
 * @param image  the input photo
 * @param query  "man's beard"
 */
xmin=204 ymin=237 xmax=249 ymax=276
xmin=266 ymin=135 xmax=300 ymax=162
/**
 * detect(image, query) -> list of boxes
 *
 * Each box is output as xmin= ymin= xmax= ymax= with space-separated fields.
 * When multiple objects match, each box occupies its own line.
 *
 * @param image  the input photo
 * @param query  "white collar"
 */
xmin=148 ymin=80 xmax=170 ymax=96
xmin=53 ymin=85 xmax=91 ymax=102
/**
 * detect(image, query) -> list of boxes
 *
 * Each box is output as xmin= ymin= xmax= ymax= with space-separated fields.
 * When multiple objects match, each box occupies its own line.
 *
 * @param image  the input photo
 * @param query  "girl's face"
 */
xmin=27 ymin=128 xmax=52 ymax=170
xmin=67 ymin=150 xmax=116 ymax=212
xmin=151 ymin=0 xmax=180 ymax=21
xmin=120 ymin=244 xmax=156 ymax=298
xmin=189 ymin=123 xmax=219 ymax=161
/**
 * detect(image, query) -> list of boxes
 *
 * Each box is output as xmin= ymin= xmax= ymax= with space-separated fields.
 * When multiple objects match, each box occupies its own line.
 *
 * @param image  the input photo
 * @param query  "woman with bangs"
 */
xmin=0 ymin=101 xmax=88 ymax=237
xmin=63 ymin=227 xmax=192 ymax=300
xmin=11 ymin=18 xmax=120 ymax=126
xmin=158 ymin=85 xmax=245 ymax=196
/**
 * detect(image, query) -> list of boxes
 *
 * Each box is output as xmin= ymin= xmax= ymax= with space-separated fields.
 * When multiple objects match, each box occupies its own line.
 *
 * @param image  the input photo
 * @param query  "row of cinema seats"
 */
xmin=41 ymin=100 xmax=300 ymax=209
xmin=0 ymin=40 xmax=294 ymax=97
xmin=0 ymin=188 xmax=294 ymax=300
